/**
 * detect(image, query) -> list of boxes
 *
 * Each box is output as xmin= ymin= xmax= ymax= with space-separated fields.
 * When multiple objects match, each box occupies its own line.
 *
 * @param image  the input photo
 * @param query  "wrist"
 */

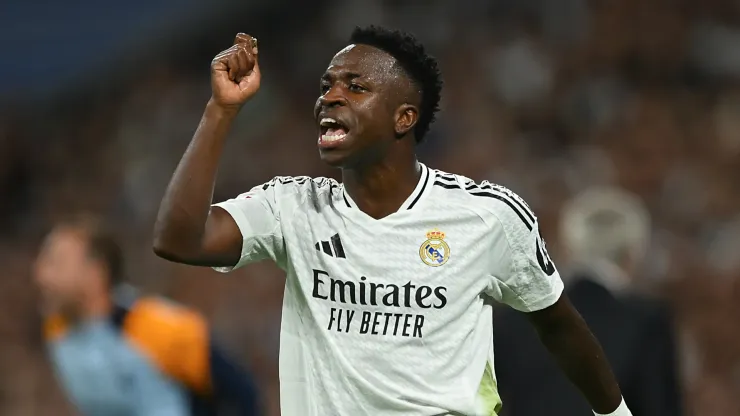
xmin=593 ymin=397 xmax=631 ymax=416
xmin=206 ymin=98 xmax=242 ymax=120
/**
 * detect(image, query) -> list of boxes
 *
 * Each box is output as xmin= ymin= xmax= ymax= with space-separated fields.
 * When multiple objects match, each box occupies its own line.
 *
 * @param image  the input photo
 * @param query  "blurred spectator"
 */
xmin=494 ymin=187 xmax=683 ymax=416
xmin=35 ymin=215 xmax=260 ymax=415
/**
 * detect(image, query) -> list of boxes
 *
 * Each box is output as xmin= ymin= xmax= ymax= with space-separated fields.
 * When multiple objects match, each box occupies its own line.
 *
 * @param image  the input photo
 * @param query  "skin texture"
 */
xmin=314 ymin=44 xmax=423 ymax=219
xmin=152 ymin=32 xmax=624 ymax=414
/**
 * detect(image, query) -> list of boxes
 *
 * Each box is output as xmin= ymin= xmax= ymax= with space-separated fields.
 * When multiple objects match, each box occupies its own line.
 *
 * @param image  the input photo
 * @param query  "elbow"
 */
xmin=152 ymin=235 xmax=210 ymax=266
xmin=152 ymin=234 xmax=194 ymax=264
xmin=152 ymin=219 xmax=193 ymax=262
xmin=152 ymin=238 xmax=181 ymax=262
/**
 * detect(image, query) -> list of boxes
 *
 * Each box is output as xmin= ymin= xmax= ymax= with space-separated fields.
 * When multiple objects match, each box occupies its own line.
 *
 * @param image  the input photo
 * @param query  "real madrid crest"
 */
xmin=420 ymin=229 xmax=450 ymax=267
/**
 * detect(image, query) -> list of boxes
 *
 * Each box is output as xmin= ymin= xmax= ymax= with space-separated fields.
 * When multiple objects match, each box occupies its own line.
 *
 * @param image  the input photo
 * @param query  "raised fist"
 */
xmin=210 ymin=33 xmax=260 ymax=109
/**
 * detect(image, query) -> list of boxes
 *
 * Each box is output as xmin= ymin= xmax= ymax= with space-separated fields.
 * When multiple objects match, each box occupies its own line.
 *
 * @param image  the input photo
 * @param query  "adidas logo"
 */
xmin=315 ymin=233 xmax=346 ymax=259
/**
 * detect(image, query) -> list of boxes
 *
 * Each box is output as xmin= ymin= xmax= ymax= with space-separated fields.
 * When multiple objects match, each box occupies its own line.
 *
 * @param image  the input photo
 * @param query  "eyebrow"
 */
xmin=321 ymin=70 xmax=363 ymax=82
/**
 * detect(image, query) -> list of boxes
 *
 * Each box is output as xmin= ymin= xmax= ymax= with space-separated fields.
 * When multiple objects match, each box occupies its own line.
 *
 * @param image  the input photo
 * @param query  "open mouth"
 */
xmin=318 ymin=117 xmax=349 ymax=146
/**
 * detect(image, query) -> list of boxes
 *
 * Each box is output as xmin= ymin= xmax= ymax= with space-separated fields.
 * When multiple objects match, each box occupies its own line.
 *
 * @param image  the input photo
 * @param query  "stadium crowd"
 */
xmin=1 ymin=0 xmax=740 ymax=414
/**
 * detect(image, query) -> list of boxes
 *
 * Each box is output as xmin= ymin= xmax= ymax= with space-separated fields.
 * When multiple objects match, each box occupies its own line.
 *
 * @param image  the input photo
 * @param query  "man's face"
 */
xmin=33 ymin=228 xmax=95 ymax=314
xmin=313 ymin=44 xmax=414 ymax=168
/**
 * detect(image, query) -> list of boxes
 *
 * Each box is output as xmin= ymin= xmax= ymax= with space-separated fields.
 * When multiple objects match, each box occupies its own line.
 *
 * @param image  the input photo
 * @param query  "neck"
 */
xmin=342 ymin=154 xmax=421 ymax=219
xmin=65 ymin=291 xmax=112 ymax=325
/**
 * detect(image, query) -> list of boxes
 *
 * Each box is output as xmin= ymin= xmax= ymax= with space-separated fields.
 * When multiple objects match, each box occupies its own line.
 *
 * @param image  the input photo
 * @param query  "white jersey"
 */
xmin=213 ymin=163 xmax=564 ymax=416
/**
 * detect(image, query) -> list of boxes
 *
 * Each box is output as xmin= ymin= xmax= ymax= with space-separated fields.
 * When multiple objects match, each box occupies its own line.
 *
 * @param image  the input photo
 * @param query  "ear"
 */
xmin=394 ymin=104 xmax=419 ymax=138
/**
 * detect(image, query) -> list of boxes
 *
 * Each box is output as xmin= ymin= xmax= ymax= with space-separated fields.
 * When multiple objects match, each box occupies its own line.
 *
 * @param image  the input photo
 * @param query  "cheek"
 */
xmin=356 ymin=97 xmax=394 ymax=129
xmin=36 ymin=260 xmax=76 ymax=293
xmin=33 ymin=258 xmax=55 ymax=286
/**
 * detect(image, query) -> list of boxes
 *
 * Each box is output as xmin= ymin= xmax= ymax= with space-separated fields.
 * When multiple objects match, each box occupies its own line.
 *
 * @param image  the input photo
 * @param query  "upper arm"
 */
xmin=483 ymin=193 xmax=564 ymax=312
xmin=210 ymin=177 xmax=289 ymax=272
xmin=189 ymin=206 xmax=243 ymax=267
xmin=152 ymin=204 xmax=243 ymax=268
xmin=524 ymin=294 xmax=582 ymax=333
xmin=157 ymin=177 xmax=289 ymax=269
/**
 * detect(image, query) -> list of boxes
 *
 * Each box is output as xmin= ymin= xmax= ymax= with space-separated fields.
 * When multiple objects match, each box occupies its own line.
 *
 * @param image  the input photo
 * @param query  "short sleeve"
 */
xmin=212 ymin=178 xmax=288 ymax=271
xmin=485 ymin=215 xmax=564 ymax=313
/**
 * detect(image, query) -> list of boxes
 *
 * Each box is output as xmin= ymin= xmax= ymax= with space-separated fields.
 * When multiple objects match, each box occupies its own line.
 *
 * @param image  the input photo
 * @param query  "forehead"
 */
xmin=41 ymin=228 xmax=88 ymax=256
xmin=324 ymin=44 xmax=400 ymax=82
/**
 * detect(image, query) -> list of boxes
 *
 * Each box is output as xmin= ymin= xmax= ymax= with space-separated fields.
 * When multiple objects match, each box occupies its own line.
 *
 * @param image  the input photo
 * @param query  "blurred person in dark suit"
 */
xmin=35 ymin=214 xmax=260 ymax=416
xmin=494 ymin=187 xmax=682 ymax=416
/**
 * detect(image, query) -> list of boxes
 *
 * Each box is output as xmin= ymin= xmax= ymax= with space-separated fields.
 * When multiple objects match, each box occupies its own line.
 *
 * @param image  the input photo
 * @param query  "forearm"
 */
xmin=529 ymin=299 xmax=623 ymax=414
xmin=153 ymin=100 xmax=237 ymax=258
xmin=539 ymin=320 xmax=621 ymax=412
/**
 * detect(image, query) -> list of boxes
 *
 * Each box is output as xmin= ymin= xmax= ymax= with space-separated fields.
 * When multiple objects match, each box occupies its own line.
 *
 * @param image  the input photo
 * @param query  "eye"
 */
xmin=320 ymin=83 xmax=331 ymax=94
xmin=349 ymin=83 xmax=366 ymax=93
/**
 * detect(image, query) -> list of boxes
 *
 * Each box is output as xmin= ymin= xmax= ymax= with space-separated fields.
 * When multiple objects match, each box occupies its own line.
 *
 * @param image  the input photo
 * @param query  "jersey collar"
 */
xmin=340 ymin=163 xmax=435 ymax=216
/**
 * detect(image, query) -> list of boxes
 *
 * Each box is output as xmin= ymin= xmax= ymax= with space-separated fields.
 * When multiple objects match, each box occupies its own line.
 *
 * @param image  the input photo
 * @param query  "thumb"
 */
xmin=252 ymin=60 xmax=261 ymax=79
xmin=238 ymin=61 xmax=261 ymax=91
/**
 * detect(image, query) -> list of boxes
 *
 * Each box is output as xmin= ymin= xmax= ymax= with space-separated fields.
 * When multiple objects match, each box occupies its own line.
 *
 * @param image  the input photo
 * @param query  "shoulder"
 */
xmin=122 ymin=297 xmax=211 ymax=394
xmin=430 ymin=168 xmax=537 ymax=232
xmin=258 ymin=175 xmax=336 ymax=190
xmin=123 ymin=296 xmax=207 ymax=338
xmin=245 ymin=175 xmax=339 ymax=203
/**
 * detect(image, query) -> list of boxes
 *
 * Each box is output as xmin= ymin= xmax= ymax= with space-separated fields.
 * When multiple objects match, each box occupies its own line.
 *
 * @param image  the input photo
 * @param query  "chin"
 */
xmin=318 ymin=150 xmax=350 ymax=168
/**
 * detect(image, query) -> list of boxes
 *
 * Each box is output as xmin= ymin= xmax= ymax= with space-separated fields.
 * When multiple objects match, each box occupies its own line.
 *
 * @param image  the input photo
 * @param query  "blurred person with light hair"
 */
xmin=559 ymin=187 xmax=651 ymax=290
xmin=495 ymin=187 xmax=682 ymax=416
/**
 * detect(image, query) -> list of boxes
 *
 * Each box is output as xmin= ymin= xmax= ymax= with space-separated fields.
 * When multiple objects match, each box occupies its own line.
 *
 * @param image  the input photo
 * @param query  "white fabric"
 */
xmin=594 ymin=398 xmax=632 ymax=416
xmin=213 ymin=164 xmax=564 ymax=416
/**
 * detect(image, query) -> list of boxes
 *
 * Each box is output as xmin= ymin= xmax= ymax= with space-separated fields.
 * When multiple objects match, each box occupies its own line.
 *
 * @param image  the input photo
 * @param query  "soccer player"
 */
xmin=36 ymin=215 xmax=260 ymax=416
xmin=153 ymin=27 xmax=633 ymax=416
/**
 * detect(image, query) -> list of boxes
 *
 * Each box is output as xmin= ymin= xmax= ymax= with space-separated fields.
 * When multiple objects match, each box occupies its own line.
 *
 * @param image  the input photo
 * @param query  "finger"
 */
xmin=235 ymin=33 xmax=258 ymax=56
xmin=227 ymin=51 xmax=239 ymax=82
xmin=251 ymin=59 xmax=261 ymax=79
xmin=239 ymin=63 xmax=260 ymax=92
xmin=235 ymin=45 xmax=249 ymax=81
xmin=212 ymin=45 xmax=238 ymax=73
xmin=234 ymin=32 xmax=253 ymax=46
xmin=242 ymin=45 xmax=256 ymax=75
xmin=213 ymin=45 xmax=238 ymax=61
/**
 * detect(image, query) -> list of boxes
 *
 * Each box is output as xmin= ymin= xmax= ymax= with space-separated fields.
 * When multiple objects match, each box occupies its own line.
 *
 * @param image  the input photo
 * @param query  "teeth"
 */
xmin=320 ymin=118 xmax=337 ymax=127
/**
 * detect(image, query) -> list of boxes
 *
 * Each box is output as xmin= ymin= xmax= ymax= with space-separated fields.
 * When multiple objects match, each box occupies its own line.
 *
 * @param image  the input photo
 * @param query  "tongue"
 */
xmin=325 ymin=127 xmax=347 ymax=136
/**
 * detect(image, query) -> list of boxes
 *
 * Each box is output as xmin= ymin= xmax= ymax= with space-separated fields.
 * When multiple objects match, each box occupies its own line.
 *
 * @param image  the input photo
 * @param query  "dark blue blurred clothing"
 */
xmin=494 ymin=276 xmax=683 ymax=416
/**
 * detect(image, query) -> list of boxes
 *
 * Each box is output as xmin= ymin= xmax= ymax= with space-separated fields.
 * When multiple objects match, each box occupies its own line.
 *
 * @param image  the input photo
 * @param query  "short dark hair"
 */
xmin=57 ymin=214 xmax=124 ymax=286
xmin=349 ymin=26 xmax=443 ymax=143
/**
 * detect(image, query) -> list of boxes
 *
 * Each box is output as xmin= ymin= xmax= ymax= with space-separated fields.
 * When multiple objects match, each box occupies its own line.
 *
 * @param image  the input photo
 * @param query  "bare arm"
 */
xmin=152 ymin=33 xmax=260 ymax=267
xmin=152 ymin=102 xmax=242 ymax=266
xmin=527 ymin=295 xmax=624 ymax=414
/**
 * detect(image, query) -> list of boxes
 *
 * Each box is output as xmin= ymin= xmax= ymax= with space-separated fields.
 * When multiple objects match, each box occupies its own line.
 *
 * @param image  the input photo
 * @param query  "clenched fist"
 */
xmin=210 ymin=33 xmax=260 ymax=109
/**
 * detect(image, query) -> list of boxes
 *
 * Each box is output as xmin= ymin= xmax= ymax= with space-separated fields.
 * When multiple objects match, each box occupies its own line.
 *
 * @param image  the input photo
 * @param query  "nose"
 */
xmin=319 ymin=86 xmax=347 ymax=108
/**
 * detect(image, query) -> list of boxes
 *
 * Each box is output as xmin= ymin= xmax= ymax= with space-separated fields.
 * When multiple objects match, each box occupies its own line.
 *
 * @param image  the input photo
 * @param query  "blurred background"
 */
xmin=2 ymin=0 xmax=740 ymax=414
